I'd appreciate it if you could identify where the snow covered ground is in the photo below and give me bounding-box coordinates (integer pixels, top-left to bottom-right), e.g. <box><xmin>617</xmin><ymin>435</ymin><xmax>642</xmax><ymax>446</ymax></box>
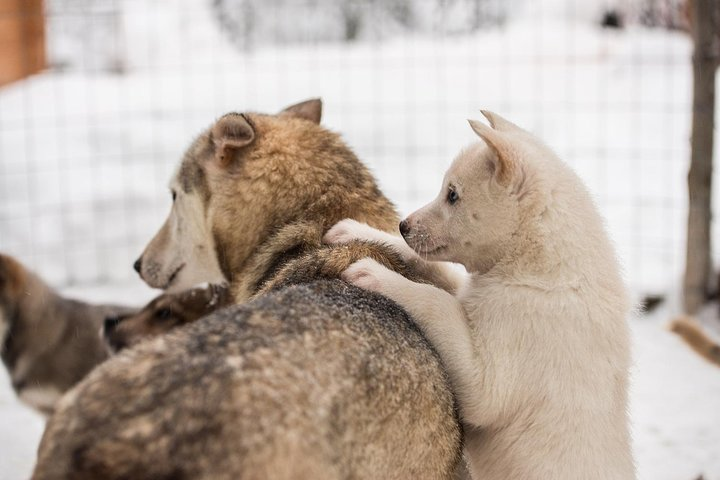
<box><xmin>1</xmin><ymin>0</ymin><xmax>719</xmax><ymax>478</ymax></box>
<box><xmin>631</xmin><ymin>301</ymin><xmax>720</xmax><ymax>480</ymax></box>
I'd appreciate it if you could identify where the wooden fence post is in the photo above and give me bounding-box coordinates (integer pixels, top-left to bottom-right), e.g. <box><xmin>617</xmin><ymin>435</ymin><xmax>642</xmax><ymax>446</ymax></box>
<box><xmin>683</xmin><ymin>0</ymin><xmax>718</xmax><ymax>313</ymax></box>
<box><xmin>0</xmin><ymin>0</ymin><xmax>46</xmax><ymax>87</ymax></box>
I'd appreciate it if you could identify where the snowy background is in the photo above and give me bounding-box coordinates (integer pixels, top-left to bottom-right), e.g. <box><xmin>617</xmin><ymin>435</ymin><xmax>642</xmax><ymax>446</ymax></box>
<box><xmin>1</xmin><ymin>0</ymin><xmax>719</xmax><ymax>478</ymax></box>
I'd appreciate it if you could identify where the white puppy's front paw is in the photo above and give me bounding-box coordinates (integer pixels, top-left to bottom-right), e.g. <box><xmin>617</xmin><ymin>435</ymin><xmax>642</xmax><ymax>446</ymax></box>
<box><xmin>323</xmin><ymin>219</ymin><xmax>393</xmax><ymax>245</ymax></box>
<box><xmin>341</xmin><ymin>258</ymin><xmax>393</xmax><ymax>293</ymax></box>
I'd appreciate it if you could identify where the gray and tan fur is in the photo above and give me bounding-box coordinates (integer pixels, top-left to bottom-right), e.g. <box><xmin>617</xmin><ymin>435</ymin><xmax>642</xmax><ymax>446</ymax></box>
<box><xmin>0</xmin><ymin>253</ymin><xmax>134</xmax><ymax>415</ymax></box>
<box><xmin>33</xmin><ymin>100</ymin><xmax>462</xmax><ymax>480</ymax></box>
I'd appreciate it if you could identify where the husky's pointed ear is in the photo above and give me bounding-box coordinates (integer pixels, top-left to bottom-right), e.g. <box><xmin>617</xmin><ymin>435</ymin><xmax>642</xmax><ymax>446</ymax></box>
<box><xmin>468</xmin><ymin>119</ymin><xmax>516</xmax><ymax>186</ymax></box>
<box><xmin>279</xmin><ymin>98</ymin><xmax>322</xmax><ymax>124</ymax></box>
<box><xmin>480</xmin><ymin>110</ymin><xmax>522</xmax><ymax>132</ymax></box>
<box><xmin>211</xmin><ymin>113</ymin><xmax>255</xmax><ymax>168</ymax></box>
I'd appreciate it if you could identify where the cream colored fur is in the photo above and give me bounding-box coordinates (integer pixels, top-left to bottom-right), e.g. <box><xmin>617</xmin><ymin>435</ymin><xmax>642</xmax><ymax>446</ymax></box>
<box><xmin>325</xmin><ymin>111</ymin><xmax>634</xmax><ymax>480</ymax></box>
<box><xmin>137</xmin><ymin>176</ymin><xmax>226</xmax><ymax>292</ymax></box>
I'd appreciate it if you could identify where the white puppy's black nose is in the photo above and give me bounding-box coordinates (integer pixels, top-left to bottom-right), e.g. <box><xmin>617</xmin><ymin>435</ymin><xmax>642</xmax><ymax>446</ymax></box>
<box><xmin>133</xmin><ymin>257</ymin><xmax>142</xmax><ymax>274</ymax></box>
<box><xmin>399</xmin><ymin>219</ymin><xmax>410</xmax><ymax>237</ymax></box>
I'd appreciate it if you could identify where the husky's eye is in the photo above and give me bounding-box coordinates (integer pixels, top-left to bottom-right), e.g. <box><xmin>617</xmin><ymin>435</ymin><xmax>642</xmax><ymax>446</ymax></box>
<box><xmin>447</xmin><ymin>187</ymin><xmax>459</xmax><ymax>205</ymax></box>
<box><xmin>171</xmin><ymin>190</ymin><xmax>177</xmax><ymax>202</ymax></box>
<box><xmin>155</xmin><ymin>308</ymin><xmax>173</xmax><ymax>320</ymax></box>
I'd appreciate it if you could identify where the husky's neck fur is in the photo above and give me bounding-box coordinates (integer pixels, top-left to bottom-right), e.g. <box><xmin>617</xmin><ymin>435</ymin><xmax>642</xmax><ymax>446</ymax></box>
<box><xmin>226</xmin><ymin>163</ymin><xmax>401</xmax><ymax>302</ymax></box>
<box><xmin>232</xmin><ymin>221</ymin><xmax>326</xmax><ymax>302</ymax></box>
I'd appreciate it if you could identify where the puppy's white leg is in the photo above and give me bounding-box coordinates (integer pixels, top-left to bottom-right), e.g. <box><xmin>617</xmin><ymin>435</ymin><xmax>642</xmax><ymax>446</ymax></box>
<box><xmin>406</xmin><ymin>259</ymin><xmax>467</xmax><ymax>295</ymax></box>
<box><xmin>324</xmin><ymin>219</ymin><xmax>415</xmax><ymax>258</ymax></box>
<box><xmin>342</xmin><ymin>259</ymin><xmax>484</xmax><ymax>425</ymax></box>
<box><xmin>327</xmin><ymin>219</ymin><xmax>466</xmax><ymax>294</ymax></box>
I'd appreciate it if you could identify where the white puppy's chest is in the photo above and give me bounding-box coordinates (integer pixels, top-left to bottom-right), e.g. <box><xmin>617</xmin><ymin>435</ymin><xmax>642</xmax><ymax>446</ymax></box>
<box><xmin>456</xmin><ymin>278</ymin><xmax>600</xmax><ymax>400</ymax></box>
<box><xmin>457</xmin><ymin>280</ymin><xmax>525</xmax><ymax>341</ymax></box>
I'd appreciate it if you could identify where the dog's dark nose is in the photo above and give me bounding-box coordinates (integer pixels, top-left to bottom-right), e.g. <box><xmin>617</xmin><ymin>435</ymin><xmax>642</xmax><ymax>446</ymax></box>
<box><xmin>399</xmin><ymin>219</ymin><xmax>410</xmax><ymax>237</ymax></box>
<box><xmin>133</xmin><ymin>257</ymin><xmax>142</xmax><ymax>274</ymax></box>
<box><xmin>104</xmin><ymin>315</ymin><xmax>122</xmax><ymax>334</ymax></box>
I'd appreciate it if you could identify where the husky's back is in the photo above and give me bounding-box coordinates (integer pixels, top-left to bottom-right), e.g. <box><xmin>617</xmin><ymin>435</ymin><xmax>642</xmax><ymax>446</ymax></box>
<box><xmin>34</xmin><ymin>280</ymin><xmax>461</xmax><ymax>480</ymax></box>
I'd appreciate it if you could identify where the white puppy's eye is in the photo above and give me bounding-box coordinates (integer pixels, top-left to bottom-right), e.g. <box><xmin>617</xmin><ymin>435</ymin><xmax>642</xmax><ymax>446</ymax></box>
<box><xmin>171</xmin><ymin>190</ymin><xmax>177</xmax><ymax>202</ymax></box>
<box><xmin>447</xmin><ymin>187</ymin><xmax>459</xmax><ymax>205</ymax></box>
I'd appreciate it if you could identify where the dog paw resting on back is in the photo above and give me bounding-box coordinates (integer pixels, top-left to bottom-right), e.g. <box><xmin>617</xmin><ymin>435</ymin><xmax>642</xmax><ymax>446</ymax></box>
<box><xmin>103</xmin><ymin>283</ymin><xmax>232</xmax><ymax>352</ymax></box>
<box><xmin>229</xmin><ymin>219</ymin><xmax>433</xmax><ymax>302</ymax></box>
<box><xmin>254</xmin><ymin>239</ymin><xmax>427</xmax><ymax>297</ymax></box>
<box><xmin>0</xmin><ymin>253</ymin><xmax>135</xmax><ymax>415</ymax></box>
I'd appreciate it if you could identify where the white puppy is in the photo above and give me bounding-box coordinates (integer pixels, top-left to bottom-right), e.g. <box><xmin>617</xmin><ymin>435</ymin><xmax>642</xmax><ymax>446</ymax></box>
<box><xmin>324</xmin><ymin>112</ymin><xmax>634</xmax><ymax>480</ymax></box>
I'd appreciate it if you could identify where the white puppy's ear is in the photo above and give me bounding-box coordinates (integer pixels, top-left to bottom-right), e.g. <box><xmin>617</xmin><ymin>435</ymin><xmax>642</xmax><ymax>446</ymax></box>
<box><xmin>479</xmin><ymin>110</ymin><xmax>522</xmax><ymax>133</ymax></box>
<box><xmin>211</xmin><ymin>113</ymin><xmax>256</xmax><ymax>168</ymax></box>
<box><xmin>468</xmin><ymin>119</ymin><xmax>516</xmax><ymax>187</ymax></box>
<box><xmin>279</xmin><ymin>98</ymin><xmax>323</xmax><ymax>124</ymax></box>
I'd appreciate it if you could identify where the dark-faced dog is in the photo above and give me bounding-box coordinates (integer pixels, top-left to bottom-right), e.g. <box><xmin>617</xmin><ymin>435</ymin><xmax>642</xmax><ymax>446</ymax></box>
<box><xmin>103</xmin><ymin>284</ymin><xmax>232</xmax><ymax>352</ymax></box>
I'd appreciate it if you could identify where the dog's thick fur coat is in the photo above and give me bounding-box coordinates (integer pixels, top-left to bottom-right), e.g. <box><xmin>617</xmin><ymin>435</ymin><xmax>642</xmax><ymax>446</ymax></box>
<box><xmin>0</xmin><ymin>254</ymin><xmax>133</xmax><ymax>415</ymax></box>
<box><xmin>328</xmin><ymin>112</ymin><xmax>634</xmax><ymax>480</ymax></box>
<box><xmin>32</xmin><ymin>100</ymin><xmax>462</xmax><ymax>480</ymax></box>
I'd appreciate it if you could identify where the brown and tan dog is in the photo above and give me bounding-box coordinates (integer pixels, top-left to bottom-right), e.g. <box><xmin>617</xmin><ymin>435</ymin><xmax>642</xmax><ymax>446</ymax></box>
<box><xmin>103</xmin><ymin>283</ymin><xmax>232</xmax><ymax>352</ymax></box>
<box><xmin>0</xmin><ymin>253</ymin><xmax>134</xmax><ymax>415</ymax></box>
<box><xmin>33</xmin><ymin>99</ymin><xmax>463</xmax><ymax>480</ymax></box>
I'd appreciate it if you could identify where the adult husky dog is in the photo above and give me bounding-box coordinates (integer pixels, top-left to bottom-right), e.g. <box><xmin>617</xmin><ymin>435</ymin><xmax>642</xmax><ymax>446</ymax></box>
<box><xmin>33</xmin><ymin>100</ymin><xmax>462</xmax><ymax>480</ymax></box>
<box><xmin>102</xmin><ymin>284</ymin><xmax>233</xmax><ymax>353</ymax></box>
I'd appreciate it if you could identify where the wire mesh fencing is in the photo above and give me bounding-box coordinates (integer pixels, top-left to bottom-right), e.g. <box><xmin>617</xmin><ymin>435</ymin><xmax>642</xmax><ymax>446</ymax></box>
<box><xmin>0</xmin><ymin>0</ymin><xmax>704</xmax><ymax>295</ymax></box>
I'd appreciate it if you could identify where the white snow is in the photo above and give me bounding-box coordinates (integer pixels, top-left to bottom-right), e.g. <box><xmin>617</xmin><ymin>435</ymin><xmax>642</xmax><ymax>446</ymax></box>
<box><xmin>631</xmin><ymin>298</ymin><xmax>720</xmax><ymax>480</ymax></box>
<box><xmin>1</xmin><ymin>0</ymin><xmax>719</xmax><ymax>478</ymax></box>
